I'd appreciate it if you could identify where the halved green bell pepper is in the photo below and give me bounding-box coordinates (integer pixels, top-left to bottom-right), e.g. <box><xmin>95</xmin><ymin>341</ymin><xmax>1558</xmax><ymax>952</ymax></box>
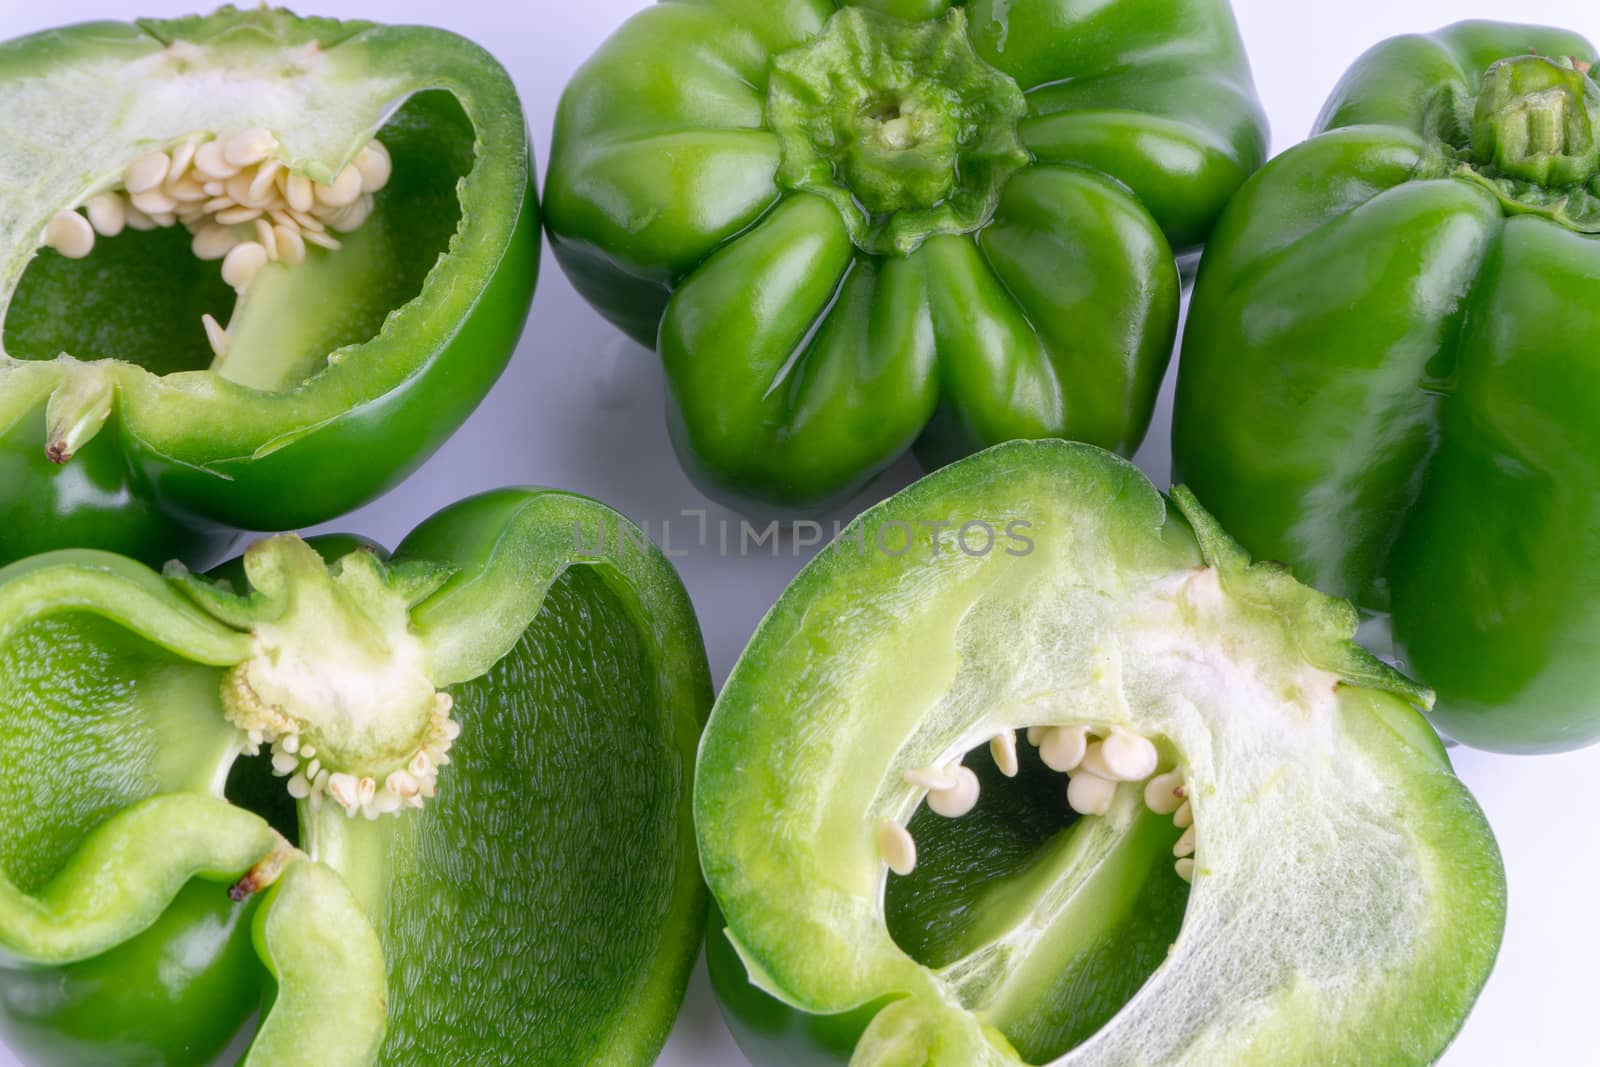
<box><xmin>0</xmin><ymin>487</ymin><xmax>711</xmax><ymax>1065</ymax></box>
<box><xmin>697</xmin><ymin>440</ymin><xmax>1504</xmax><ymax>1065</ymax></box>
<box><xmin>0</xmin><ymin>8</ymin><xmax>539</xmax><ymax>569</ymax></box>
<box><xmin>546</xmin><ymin>0</ymin><xmax>1267</xmax><ymax>513</ymax></box>
<box><xmin>1174</xmin><ymin>20</ymin><xmax>1600</xmax><ymax>753</ymax></box>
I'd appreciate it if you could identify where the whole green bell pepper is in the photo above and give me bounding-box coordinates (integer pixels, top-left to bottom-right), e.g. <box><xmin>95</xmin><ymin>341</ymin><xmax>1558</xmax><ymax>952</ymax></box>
<box><xmin>546</xmin><ymin>0</ymin><xmax>1267</xmax><ymax>513</ymax></box>
<box><xmin>1174</xmin><ymin>20</ymin><xmax>1600</xmax><ymax>754</ymax></box>
<box><xmin>696</xmin><ymin>440</ymin><xmax>1505</xmax><ymax>1065</ymax></box>
<box><xmin>0</xmin><ymin>8</ymin><xmax>539</xmax><ymax>569</ymax></box>
<box><xmin>0</xmin><ymin>487</ymin><xmax>711</xmax><ymax>1065</ymax></box>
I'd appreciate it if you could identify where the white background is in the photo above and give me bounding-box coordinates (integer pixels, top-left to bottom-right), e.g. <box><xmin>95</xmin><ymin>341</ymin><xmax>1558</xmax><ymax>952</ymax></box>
<box><xmin>1</xmin><ymin>1</ymin><xmax>1596</xmax><ymax>1064</ymax></box>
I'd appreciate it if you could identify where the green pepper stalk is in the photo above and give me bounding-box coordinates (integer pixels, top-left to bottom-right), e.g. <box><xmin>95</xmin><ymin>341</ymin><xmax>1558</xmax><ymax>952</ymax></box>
<box><xmin>0</xmin><ymin>8</ymin><xmax>539</xmax><ymax>569</ymax></box>
<box><xmin>697</xmin><ymin>441</ymin><xmax>1505</xmax><ymax>1066</ymax></box>
<box><xmin>547</xmin><ymin>0</ymin><xmax>1267</xmax><ymax>515</ymax></box>
<box><xmin>1175</xmin><ymin>20</ymin><xmax>1600</xmax><ymax>752</ymax></box>
<box><xmin>0</xmin><ymin>488</ymin><xmax>713</xmax><ymax>1066</ymax></box>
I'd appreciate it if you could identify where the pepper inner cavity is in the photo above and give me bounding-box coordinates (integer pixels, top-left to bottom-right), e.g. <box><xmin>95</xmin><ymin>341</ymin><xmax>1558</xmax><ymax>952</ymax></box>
<box><xmin>881</xmin><ymin>724</ymin><xmax>1195</xmax><ymax>884</ymax></box>
<box><xmin>879</xmin><ymin>726</ymin><xmax>1194</xmax><ymax>1063</ymax></box>
<box><xmin>5</xmin><ymin>89</ymin><xmax>475</xmax><ymax>390</ymax></box>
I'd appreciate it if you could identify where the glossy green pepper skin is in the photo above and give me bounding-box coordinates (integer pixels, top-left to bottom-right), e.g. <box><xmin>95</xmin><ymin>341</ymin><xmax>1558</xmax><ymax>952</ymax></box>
<box><xmin>0</xmin><ymin>487</ymin><xmax>712</xmax><ymax>1065</ymax></box>
<box><xmin>0</xmin><ymin>881</ymin><xmax>263</xmax><ymax>1067</ymax></box>
<box><xmin>0</xmin><ymin>8</ymin><xmax>539</xmax><ymax>569</ymax></box>
<box><xmin>1175</xmin><ymin>21</ymin><xmax>1600</xmax><ymax>753</ymax></box>
<box><xmin>695</xmin><ymin>441</ymin><xmax>1504</xmax><ymax>1066</ymax></box>
<box><xmin>547</xmin><ymin>0</ymin><xmax>1266</xmax><ymax>514</ymax></box>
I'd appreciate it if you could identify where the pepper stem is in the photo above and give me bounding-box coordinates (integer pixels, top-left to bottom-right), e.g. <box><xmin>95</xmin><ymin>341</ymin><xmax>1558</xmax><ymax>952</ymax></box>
<box><xmin>1473</xmin><ymin>55</ymin><xmax>1600</xmax><ymax>186</ymax></box>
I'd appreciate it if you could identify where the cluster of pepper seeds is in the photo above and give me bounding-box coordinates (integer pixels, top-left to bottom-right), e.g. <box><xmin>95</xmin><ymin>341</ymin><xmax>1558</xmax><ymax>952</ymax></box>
<box><xmin>41</xmin><ymin>127</ymin><xmax>391</xmax><ymax>359</ymax></box>
<box><xmin>231</xmin><ymin>689</ymin><xmax>461</xmax><ymax>820</ymax></box>
<box><xmin>877</xmin><ymin>725</ymin><xmax>1196</xmax><ymax>884</ymax></box>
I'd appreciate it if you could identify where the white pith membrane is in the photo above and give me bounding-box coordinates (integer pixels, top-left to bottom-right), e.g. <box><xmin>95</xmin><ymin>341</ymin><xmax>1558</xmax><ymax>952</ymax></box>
<box><xmin>41</xmin><ymin>128</ymin><xmax>389</xmax><ymax>363</ymax></box>
<box><xmin>215</xmin><ymin>542</ymin><xmax>461</xmax><ymax>821</ymax></box>
<box><xmin>836</xmin><ymin>558</ymin><xmax>1444</xmax><ymax>1064</ymax></box>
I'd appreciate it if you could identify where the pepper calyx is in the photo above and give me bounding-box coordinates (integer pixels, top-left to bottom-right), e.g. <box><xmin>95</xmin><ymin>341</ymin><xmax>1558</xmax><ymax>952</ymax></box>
<box><xmin>169</xmin><ymin>535</ymin><xmax>459</xmax><ymax>819</ymax></box>
<box><xmin>768</xmin><ymin>6</ymin><xmax>1030</xmax><ymax>256</ymax></box>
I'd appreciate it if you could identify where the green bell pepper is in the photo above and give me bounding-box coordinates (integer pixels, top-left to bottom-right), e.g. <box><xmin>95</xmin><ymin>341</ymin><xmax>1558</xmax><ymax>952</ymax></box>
<box><xmin>0</xmin><ymin>8</ymin><xmax>539</xmax><ymax>569</ymax></box>
<box><xmin>546</xmin><ymin>0</ymin><xmax>1267</xmax><ymax>513</ymax></box>
<box><xmin>1174</xmin><ymin>20</ymin><xmax>1600</xmax><ymax>754</ymax></box>
<box><xmin>0</xmin><ymin>487</ymin><xmax>712</xmax><ymax>1065</ymax></box>
<box><xmin>696</xmin><ymin>441</ymin><xmax>1505</xmax><ymax>1065</ymax></box>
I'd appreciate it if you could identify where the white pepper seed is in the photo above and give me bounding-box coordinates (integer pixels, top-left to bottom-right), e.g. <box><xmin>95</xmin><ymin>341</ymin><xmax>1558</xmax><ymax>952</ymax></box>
<box><xmin>288</xmin><ymin>208</ymin><xmax>326</xmax><ymax>232</ymax></box>
<box><xmin>215</xmin><ymin>205</ymin><xmax>264</xmax><ymax>226</ymax></box>
<box><xmin>990</xmin><ymin>731</ymin><xmax>1019</xmax><ymax>778</ymax></box>
<box><xmin>1174</xmin><ymin>826</ymin><xmax>1196</xmax><ymax>858</ymax></box>
<box><xmin>1175</xmin><ymin>857</ymin><xmax>1195</xmax><ymax>883</ymax></box>
<box><xmin>273</xmin><ymin>224</ymin><xmax>306</xmax><ymax>265</ymax></box>
<box><xmin>877</xmin><ymin>820</ymin><xmax>916</xmax><ymax>876</ymax></box>
<box><xmin>1066</xmin><ymin>771</ymin><xmax>1116</xmax><ymax>816</ymax></box>
<box><xmin>327</xmin><ymin>194</ymin><xmax>373</xmax><ymax>232</ymax></box>
<box><xmin>167</xmin><ymin>139</ymin><xmax>198</xmax><ymax>183</ymax></box>
<box><xmin>249</xmin><ymin>159</ymin><xmax>283</xmax><ymax>203</ymax></box>
<box><xmin>1173</xmin><ymin>799</ymin><xmax>1194</xmax><ymax>829</ymax></box>
<box><xmin>201</xmin><ymin>313</ymin><xmax>230</xmax><ymax>359</ymax></box>
<box><xmin>1144</xmin><ymin>770</ymin><xmax>1186</xmax><ymax>815</ymax></box>
<box><xmin>124</xmin><ymin>204</ymin><xmax>158</xmax><ymax>231</ymax></box>
<box><xmin>904</xmin><ymin>767</ymin><xmax>958</xmax><ymax>791</ymax></box>
<box><xmin>285</xmin><ymin>173</ymin><xmax>315</xmax><ymax>214</ymax></box>
<box><xmin>355</xmin><ymin>140</ymin><xmax>392</xmax><ymax>192</ymax></box>
<box><xmin>224</xmin><ymin>127</ymin><xmax>278</xmax><ymax>168</ymax></box>
<box><xmin>194</xmin><ymin>139</ymin><xmax>240</xmax><ymax>179</ymax></box>
<box><xmin>315</xmin><ymin>163</ymin><xmax>363</xmax><ymax>208</ymax></box>
<box><xmin>926</xmin><ymin>765</ymin><xmax>980</xmax><ymax>818</ymax></box>
<box><xmin>44</xmin><ymin>209</ymin><xmax>94</xmax><ymax>258</ymax></box>
<box><xmin>167</xmin><ymin>177</ymin><xmax>209</xmax><ymax>203</ymax></box>
<box><xmin>124</xmin><ymin>151</ymin><xmax>171</xmax><ymax>194</ymax></box>
<box><xmin>221</xmin><ymin>241</ymin><xmax>269</xmax><ymax>289</ymax></box>
<box><xmin>129</xmin><ymin>187</ymin><xmax>177</xmax><ymax>215</ymax></box>
<box><xmin>226</xmin><ymin>171</ymin><xmax>262</xmax><ymax>208</ymax></box>
<box><xmin>1040</xmin><ymin>725</ymin><xmax>1089</xmax><ymax>773</ymax></box>
<box><xmin>86</xmin><ymin>194</ymin><xmax>126</xmax><ymax>237</ymax></box>
<box><xmin>327</xmin><ymin>772</ymin><xmax>359</xmax><ymax>812</ymax></box>
<box><xmin>192</xmin><ymin>224</ymin><xmax>239</xmax><ymax>261</ymax></box>
<box><xmin>256</xmin><ymin>218</ymin><xmax>279</xmax><ymax>261</ymax></box>
<box><xmin>1100</xmin><ymin>728</ymin><xmax>1160</xmax><ymax>782</ymax></box>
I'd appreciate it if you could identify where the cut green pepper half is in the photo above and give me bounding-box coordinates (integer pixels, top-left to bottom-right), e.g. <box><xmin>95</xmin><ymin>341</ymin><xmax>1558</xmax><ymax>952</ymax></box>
<box><xmin>546</xmin><ymin>0</ymin><xmax>1266</xmax><ymax>514</ymax></box>
<box><xmin>0</xmin><ymin>7</ymin><xmax>539</xmax><ymax>568</ymax></box>
<box><xmin>0</xmin><ymin>487</ymin><xmax>711</xmax><ymax>1066</ymax></box>
<box><xmin>696</xmin><ymin>441</ymin><xmax>1505</xmax><ymax>1066</ymax></box>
